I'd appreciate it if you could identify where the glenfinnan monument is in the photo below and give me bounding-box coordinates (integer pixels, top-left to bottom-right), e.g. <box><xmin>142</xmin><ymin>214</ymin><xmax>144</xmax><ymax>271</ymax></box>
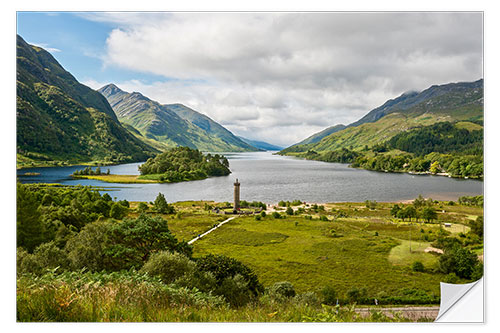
<box><xmin>234</xmin><ymin>178</ymin><xmax>240</xmax><ymax>211</ymax></box>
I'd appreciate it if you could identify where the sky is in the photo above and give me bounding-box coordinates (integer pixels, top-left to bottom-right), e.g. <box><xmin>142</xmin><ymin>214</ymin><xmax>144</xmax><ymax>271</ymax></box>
<box><xmin>16</xmin><ymin>12</ymin><xmax>483</xmax><ymax>147</ymax></box>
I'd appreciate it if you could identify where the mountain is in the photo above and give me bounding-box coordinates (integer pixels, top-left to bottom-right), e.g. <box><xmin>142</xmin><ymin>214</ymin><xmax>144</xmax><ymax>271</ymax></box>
<box><xmin>348</xmin><ymin>79</ymin><xmax>484</xmax><ymax>128</ymax></box>
<box><xmin>237</xmin><ymin>137</ymin><xmax>283</xmax><ymax>151</ymax></box>
<box><xmin>281</xmin><ymin>79</ymin><xmax>483</xmax><ymax>154</ymax></box>
<box><xmin>16</xmin><ymin>35</ymin><xmax>158</xmax><ymax>167</ymax></box>
<box><xmin>291</xmin><ymin>124</ymin><xmax>346</xmax><ymax>146</ymax></box>
<box><xmin>98</xmin><ymin>84</ymin><xmax>258</xmax><ymax>152</ymax></box>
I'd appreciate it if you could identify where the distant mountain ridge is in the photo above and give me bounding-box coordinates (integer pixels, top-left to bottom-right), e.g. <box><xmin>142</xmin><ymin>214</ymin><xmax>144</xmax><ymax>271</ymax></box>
<box><xmin>237</xmin><ymin>137</ymin><xmax>283</xmax><ymax>151</ymax></box>
<box><xmin>348</xmin><ymin>79</ymin><xmax>483</xmax><ymax>128</ymax></box>
<box><xmin>291</xmin><ymin>124</ymin><xmax>347</xmax><ymax>146</ymax></box>
<box><xmin>16</xmin><ymin>35</ymin><xmax>157</xmax><ymax>167</ymax></box>
<box><xmin>98</xmin><ymin>84</ymin><xmax>258</xmax><ymax>152</ymax></box>
<box><xmin>281</xmin><ymin>79</ymin><xmax>483</xmax><ymax>154</ymax></box>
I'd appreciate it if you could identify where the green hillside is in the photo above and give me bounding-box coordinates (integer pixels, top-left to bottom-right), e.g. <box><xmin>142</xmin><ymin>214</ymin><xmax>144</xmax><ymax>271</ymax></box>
<box><xmin>16</xmin><ymin>35</ymin><xmax>158</xmax><ymax>168</ymax></box>
<box><xmin>98</xmin><ymin>84</ymin><xmax>258</xmax><ymax>152</ymax></box>
<box><xmin>279</xmin><ymin>80</ymin><xmax>483</xmax><ymax>179</ymax></box>
<box><xmin>281</xmin><ymin>80</ymin><xmax>483</xmax><ymax>155</ymax></box>
<box><xmin>289</xmin><ymin>124</ymin><xmax>346</xmax><ymax>147</ymax></box>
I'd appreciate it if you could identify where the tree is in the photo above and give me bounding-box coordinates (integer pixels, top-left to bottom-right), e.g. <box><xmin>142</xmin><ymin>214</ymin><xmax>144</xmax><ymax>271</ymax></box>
<box><xmin>469</xmin><ymin>216</ymin><xmax>483</xmax><ymax>238</ymax></box>
<box><xmin>404</xmin><ymin>206</ymin><xmax>417</xmax><ymax>221</ymax></box>
<box><xmin>421</xmin><ymin>207</ymin><xmax>438</xmax><ymax>223</ymax></box>
<box><xmin>105</xmin><ymin>214</ymin><xmax>190</xmax><ymax>270</ymax></box>
<box><xmin>17</xmin><ymin>183</ymin><xmax>45</xmax><ymax>252</ymax></box>
<box><xmin>390</xmin><ymin>204</ymin><xmax>401</xmax><ymax>217</ymax></box>
<box><xmin>439</xmin><ymin>245</ymin><xmax>479</xmax><ymax>279</ymax></box>
<box><xmin>430</xmin><ymin>161</ymin><xmax>440</xmax><ymax>174</ymax></box>
<box><xmin>110</xmin><ymin>202</ymin><xmax>128</xmax><ymax>219</ymax></box>
<box><xmin>153</xmin><ymin>193</ymin><xmax>175</xmax><ymax>214</ymax></box>
<box><xmin>65</xmin><ymin>220</ymin><xmax>113</xmax><ymax>271</ymax></box>
<box><xmin>138</xmin><ymin>202</ymin><xmax>149</xmax><ymax>213</ymax></box>
<box><xmin>286</xmin><ymin>206</ymin><xmax>294</xmax><ymax>215</ymax></box>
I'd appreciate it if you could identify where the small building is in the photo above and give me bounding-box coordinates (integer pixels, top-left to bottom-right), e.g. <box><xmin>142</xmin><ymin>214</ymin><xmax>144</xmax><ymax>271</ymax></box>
<box><xmin>444</xmin><ymin>223</ymin><xmax>452</xmax><ymax>228</ymax></box>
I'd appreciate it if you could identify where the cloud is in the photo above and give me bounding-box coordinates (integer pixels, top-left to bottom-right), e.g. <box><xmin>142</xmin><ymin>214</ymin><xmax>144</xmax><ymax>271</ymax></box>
<box><xmin>85</xmin><ymin>12</ymin><xmax>483</xmax><ymax>146</ymax></box>
<box><xmin>28</xmin><ymin>41</ymin><xmax>61</xmax><ymax>53</ymax></box>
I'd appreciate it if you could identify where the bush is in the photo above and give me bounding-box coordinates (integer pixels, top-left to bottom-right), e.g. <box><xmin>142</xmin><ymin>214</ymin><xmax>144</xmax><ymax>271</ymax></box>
<box><xmin>346</xmin><ymin>287</ymin><xmax>367</xmax><ymax>303</ymax></box>
<box><xmin>65</xmin><ymin>220</ymin><xmax>112</xmax><ymax>271</ymax></box>
<box><xmin>254</xmin><ymin>215</ymin><xmax>261</xmax><ymax>221</ymax></box>
<box><xmin>412</xmin><ymin>261</ymin><xmax>425</xmax><ymax>272</ymax></box>
<box><xmin>195</xmin><ymin>254</ymin><xmax>264</xmax><ymax>297</ymax></box>
<box><xmin>140</xmin><ymin>251</ymin><xmax>195</xmax><ymax>284</ymax></box>
<box><xmin>260</xmin><ymin>211</ymin><xmax>266</xmax><ymax>218</ymax></box>
<box><xmin>439</xmin><ymin>246</ymin><xmax>479</xmax><ymax>279</ymax></box>
<box><xmin>268</xmin><ymin>281</ymin><xmax>296</xmax><ymax>299</ymax></box>
<box><xmin>286</xmin><ymin>207</ymin><xmax>294</xmax><ymax>215</ymax></box>
<box><xmin>17</xmin><ymin>242</ymin><xmax>70</xmax><ymax>275</ymax></box>
<box><xmin>320</xmin><ymin>285</ymin><xmax>337</xmax><ymax>305</ymax></box>
<box><xmin>110</xmin><ymin>202</ymin><xmax>128</xmax><ymax>219</ymax></box>
<box><xmin>443</xmin><ymin>273</ymin><xmax>459</xmax><ymax>284</ymax></box>
<box><xmin>216</xmin><ymin>274</ymin><xmax>253</xmax><ymax>307</ymax></box>
<box><xmin>138</xmin><ymin>202</ymin><xmax>149</xmax><ymax>213</ymax></box>
<box><xmin>294</xmin><ymin>292</ymin><xmax>321</xmax><ymax>307</ymax></box>
<box><xmin>272</xmin><ymin>212</ymin><xmax>281</xmax><ymax>219</ymax></box>
<box><xmin>320</xmin><ymin>215</ymin><xmax>329</xmax><ymax>221</ymax></box>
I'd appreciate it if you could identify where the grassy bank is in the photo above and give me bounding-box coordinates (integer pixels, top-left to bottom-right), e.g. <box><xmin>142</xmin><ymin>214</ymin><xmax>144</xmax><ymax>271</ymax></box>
<box><xmin>17</xmin><ymin>271</ymin><xmax>429</xmax><ymax>322</ymax></box>
<box><xmin>72</xmin><ymin>174</ymin><xmax>157</xmax><ymax>184</ymax></box>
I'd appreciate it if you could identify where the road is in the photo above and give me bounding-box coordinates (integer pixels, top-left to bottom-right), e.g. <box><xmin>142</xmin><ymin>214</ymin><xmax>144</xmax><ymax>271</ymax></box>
<box><xmin>187</xmin><ymin>216</ymin><xmax>238</xmax><ymax>245</ymax></box>
<box><xmin>355</xmin><ymin>306</ymin><xmax>439</xmax><ymax>321</ymax></box>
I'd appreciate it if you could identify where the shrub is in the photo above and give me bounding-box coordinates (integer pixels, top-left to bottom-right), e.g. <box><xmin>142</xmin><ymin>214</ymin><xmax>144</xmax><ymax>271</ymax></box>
<box><xmin>268</xmin><ymin>281</ymin><xmax>296</xmax><ymax>299</ymax></box>
<box><xmin>216</xmin><ymin>274</ymin><xmax>253</xmax><ymax>307</ymax></box>
<box><xmin>17</xmin><ymin>242</ymin><xmax>70</xmax><ymax>275</ymax></box>
<box><xmin>254</xmin><ymin>215</ymin><xmax>261</xmax><ymax>221</ymax></box>
<box><xmin>443</xmin><ymin>273</ymin><xmax>459</xmax><ymax>284</ymax></box>
<box><xmin>272</xmin><ymin>212</ymin><xmax>281</xmax><ymax>219</ymax></box>
<box><xmin>346</xmin><ymin>287</ymin><xmax>367</xmax><ymax>303</ymax></box>
<box><xmin>138</xmin><ymin>202</ymin><xmax>149</xmax><ymax>213</ymax></box>
<box><xmin>286</xmin><ymin>207</ymin><xmax>294</xmax><ymax>215</ymax></box>
<box><xmin>260</xmin><ymin>211</ymin><xmax>266</xmax><ymax>218</ymax></box>
<box><xmin>140</xmin><ymin>251</ymin><xmax>195</xmax><ymax>284</ymax></box>
<box><xmin>65</xmin><ymin>220</ymin><xmax>112</xmax><ymax>271</ymax></box>
<box><xmin>320</xmin><ymin>285</ymin><xmax>337</xmax><ymax>305</ymax></box>
<box><xmin>412</xmin><ymin>261</ymin><xmax>425</xmax><ymax>272</ymax></box>
<box><xmin>294</xmin><ymin>292</ymin><xmax>321</xmax><ymax>307</ymax></box>
<box><xmin>109</xmin><ymin>202</ymin><xmax>128</xmax><ymax>219</ymax></box>
<box><xmin>439</xmin><ymin>246</ymin><xmax>479</xmax><ymax>279</ymax></box>
<box><xmin>195</xmin><ymin>254</ymin><xmax>264</xmax><ymax>297</ymax></box>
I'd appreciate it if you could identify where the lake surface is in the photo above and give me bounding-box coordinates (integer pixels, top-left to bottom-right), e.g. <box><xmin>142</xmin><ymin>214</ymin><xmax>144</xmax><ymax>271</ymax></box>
<box><xmin>17</xmin><ymin>151</ymin><xmax>483</xmax><ymax>203</ymax></box>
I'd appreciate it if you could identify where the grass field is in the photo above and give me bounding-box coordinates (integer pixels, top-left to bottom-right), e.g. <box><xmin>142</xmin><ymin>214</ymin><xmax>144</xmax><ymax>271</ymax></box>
<box><xmin>73</xmin><ymin>174</ymin><xmax>157</xmax><ymax>183</ymax></box>
<box><xmin>191</xmin><ymin>214</ymin><xmax>446</xmax><ymax>297</ymax></box>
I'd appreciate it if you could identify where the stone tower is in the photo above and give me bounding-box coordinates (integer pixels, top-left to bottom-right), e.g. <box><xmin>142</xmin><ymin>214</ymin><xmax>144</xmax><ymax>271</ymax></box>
<box><xmin>234</xmin><ymin>178</ymin><xmax>240</xmax><ymax>210</ymax></box>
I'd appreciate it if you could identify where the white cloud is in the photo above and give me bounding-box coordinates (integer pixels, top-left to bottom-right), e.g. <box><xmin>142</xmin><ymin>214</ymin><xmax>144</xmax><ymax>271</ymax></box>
<box><xmin>84</xmin><ymin>12</ymin><xmax>483</xmax><ymax>146</ymax></box>
<box><xmin>28</xmin><ymin>41</ymin><xmax>61</xmax><ymax>53</ymax></box>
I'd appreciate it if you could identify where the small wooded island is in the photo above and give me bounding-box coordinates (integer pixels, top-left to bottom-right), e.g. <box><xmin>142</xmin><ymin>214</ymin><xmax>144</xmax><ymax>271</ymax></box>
<box><xmin>72</xmin><ymin>147</ymin><xmax>231</xmax><ymax>183</ymax></box>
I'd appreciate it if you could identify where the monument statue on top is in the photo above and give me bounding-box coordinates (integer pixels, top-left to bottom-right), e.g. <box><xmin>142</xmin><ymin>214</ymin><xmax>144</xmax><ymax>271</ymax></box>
<box><xmin>234</xmin><ymin>178</ymin><xmax>240</xmax><ymax>211</ymax></box>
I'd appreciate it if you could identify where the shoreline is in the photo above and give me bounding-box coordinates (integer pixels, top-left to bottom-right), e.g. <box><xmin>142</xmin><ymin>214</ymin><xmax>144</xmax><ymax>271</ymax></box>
<box><xmin>279</xmin><ymin>153</ymin><xmax>483</xmax><ymax>181</ymax></box>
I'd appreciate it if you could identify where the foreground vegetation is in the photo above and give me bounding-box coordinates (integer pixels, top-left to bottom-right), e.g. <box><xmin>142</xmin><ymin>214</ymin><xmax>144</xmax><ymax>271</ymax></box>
<box><xmin>16</xmin><ymin>183</ymin><xmax>483</xmax><ymax>322</ymax></box>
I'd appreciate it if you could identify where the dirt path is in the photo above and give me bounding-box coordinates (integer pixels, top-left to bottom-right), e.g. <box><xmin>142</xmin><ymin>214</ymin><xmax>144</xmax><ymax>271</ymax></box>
<box><xmin>187</xmin><ymin>216</ymin><xmax>238</xmax><ymax>245</ymax></box>
<box><xmin>355</xmin><ymin>306</ymin><xmax>440</xmax><ymax>321</ymax></box>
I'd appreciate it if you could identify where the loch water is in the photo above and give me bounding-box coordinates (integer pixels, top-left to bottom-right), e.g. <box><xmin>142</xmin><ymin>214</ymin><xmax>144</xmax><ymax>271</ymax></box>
<box><xmin>17</xmin><ymin>151</ymin><xmax>483</xmax><ymax>203</ymax></box>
